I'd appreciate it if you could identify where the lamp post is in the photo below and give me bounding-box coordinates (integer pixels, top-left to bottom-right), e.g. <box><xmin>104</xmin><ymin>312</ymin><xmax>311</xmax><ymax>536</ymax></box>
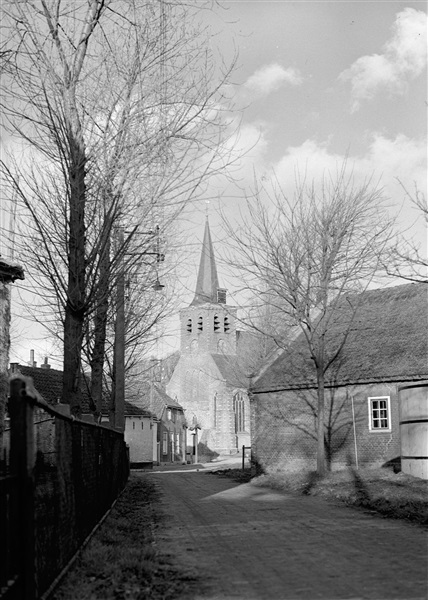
<box><xmin>112</xmin><ymin>226</ymin><xmax>165</xmax><ymax>432</ymax></box>
<box><xmin>189</xmin><ymin>417</ymin><xmax>201</xmax><ymax>464</ymax></box>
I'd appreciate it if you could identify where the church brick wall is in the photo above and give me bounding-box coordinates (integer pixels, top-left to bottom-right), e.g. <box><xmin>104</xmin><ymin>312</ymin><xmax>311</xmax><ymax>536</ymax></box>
<box><xmin>179</xmin><ymin>305</ymin><xmax>238</xmax><ymax>356</ymax></box>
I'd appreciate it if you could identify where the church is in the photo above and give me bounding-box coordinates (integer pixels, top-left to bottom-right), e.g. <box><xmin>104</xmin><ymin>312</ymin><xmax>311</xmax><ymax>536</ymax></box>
<box><xmin>166</xmin><ymin>220</ymin><xmax>251</xmax><ymax>456</ymax></box>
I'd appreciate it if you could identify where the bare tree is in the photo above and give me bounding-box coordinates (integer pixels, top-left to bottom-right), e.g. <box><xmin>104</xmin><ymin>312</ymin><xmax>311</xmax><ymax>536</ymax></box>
<box><xmin>222</xmin><ymin>164</ymin><xmax>394</xmax><ymax>475</ymax></box>
<box><xmin>387</xmin><ymin>183</ymin><xmax>427</xmax><ymax>284</ymax></box>
<box><xmin>1</xmin><ymin>0</ymin><xmax>239</xmax><ymax>416</ymax></box>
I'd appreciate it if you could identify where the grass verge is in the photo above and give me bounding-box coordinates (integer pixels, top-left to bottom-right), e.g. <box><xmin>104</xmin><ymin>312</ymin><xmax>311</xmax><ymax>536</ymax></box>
<box><xmin>51</xmin><ymin>474</ymin><xmax>199</xmax><ymax>600</ymax></box>
<box><xmin>213</xmin><ymin>467</ymin><xmax>428</xmax><ymax>526</ymax></box>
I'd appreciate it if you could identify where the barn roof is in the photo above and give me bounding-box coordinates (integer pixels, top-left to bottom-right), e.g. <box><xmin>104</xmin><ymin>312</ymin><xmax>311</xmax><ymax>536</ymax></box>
<box><xmin>252</xmin><ymin>282</ymin><xmax>428</xmax><ymax>393</ymax></box>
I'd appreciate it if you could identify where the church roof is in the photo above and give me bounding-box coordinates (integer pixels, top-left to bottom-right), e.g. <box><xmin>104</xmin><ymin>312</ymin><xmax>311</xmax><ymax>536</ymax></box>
<box><xmin>252</xmin><ymin>282</ymin><xmax>428</xmax><ymax>393</ymax></box>
<box><xmin>211</xmin><ymin>354</ymin><xmax>249</xmax><ymax>389</ymax></box>
<box><xmin>191</xmin><ymin>219</ymin><xmax>220</xmax><ymax>306</ymax></box>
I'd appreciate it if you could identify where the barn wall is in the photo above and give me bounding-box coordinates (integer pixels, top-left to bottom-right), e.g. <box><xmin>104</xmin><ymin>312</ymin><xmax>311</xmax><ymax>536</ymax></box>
<box><xmin>251</xmin><ymin>382</ymin><xmax>402</xmax><ymax>473</ymax></box>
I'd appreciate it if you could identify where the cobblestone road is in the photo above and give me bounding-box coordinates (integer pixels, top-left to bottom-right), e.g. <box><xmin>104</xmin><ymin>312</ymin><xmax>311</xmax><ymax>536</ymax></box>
<box><xmin>142</xmin><ymin>471</ymin><xmax>428</xmax><ymax>600</ymax></box>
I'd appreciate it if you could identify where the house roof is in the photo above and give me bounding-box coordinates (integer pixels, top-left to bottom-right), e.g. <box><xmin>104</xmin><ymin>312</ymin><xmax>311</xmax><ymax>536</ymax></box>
<box><xmin>9</xmin><ymin>364</ymin><xmax>156</xmax><ymax>418</ymax></box>
<box><xmin>252</xmin><ymin>282</ymin><xmax>428</xmax><ymax>393</ymax></box>
<box><xmin>10</xmin><ymin>364</ymin><xmax>65</xmax><ymax>405</ymax></box>
<box><xmin>135</xmin><ymin>383</ymin><xmax>184</xmax><ymax>420</ymax></box>
<box><xmin>211</xmin><ymin>354</ymin><xmax>250</xmax><ymax>389</ymax></box>
<box><xmin>123</xmin><ymin>402</ymin><xmax>153</xmax><ymax>417</ymax></box>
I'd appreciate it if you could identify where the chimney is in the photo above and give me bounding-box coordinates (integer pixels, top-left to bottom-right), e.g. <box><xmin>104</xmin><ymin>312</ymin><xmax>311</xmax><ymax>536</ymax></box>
<box><xmin>41</xmin><ymin>356</ymin><xmax>51</xmax><ymax>370</ymax></box>
<box><xmin>29</xmin><ymin>349</ymin><xmax>37</xmax><ymax>368</ymax></box>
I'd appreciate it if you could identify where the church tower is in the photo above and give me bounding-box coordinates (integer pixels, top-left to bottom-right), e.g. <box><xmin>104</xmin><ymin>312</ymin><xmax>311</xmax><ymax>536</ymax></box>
<box><xmin>180</xmin><ymin>219</ymin><xmax>237</xmax><ymax>358</ymax></box>
<box><xmin>166</xmin><ymin>219</ymin><xmax>250</xmax><ymax>456</ymax></box>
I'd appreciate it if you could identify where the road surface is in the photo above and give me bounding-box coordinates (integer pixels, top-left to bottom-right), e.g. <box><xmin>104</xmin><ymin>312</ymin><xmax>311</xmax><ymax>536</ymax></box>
<box><xmin>142</xmin><ymin>471</ymin><xmax>427</xmax><ymax>600</ymax></box>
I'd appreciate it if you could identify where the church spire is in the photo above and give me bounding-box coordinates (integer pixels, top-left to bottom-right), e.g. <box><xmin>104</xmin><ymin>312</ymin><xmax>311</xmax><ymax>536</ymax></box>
<box><xmin>191</xmin><ymin>219</ymin><xmax>220</xmax><ymax>306</ymax></box>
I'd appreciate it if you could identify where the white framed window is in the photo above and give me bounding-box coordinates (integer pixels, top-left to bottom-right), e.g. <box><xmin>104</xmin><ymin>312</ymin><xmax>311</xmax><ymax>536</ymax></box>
<box><xmin>368</xmin><ymin>396</ymin><xmax>391</xmax><ymax>431</ymax></box>
<box><xmin>162</xmin><ymin>432</ymin><xmax>168</xmax><ymax>454</ymax></box>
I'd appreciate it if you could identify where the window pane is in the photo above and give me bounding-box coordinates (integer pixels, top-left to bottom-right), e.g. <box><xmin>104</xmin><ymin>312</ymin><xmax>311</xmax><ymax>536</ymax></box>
<box><xmin>370</xmin><ymin>397</ymin><xmax>389</xmax><ymax>430</ymax></box>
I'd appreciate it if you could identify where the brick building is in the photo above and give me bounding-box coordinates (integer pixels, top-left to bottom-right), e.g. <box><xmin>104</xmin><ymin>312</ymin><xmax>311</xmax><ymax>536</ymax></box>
<box><xmin>166</xmin><ymin>219</ymin><xmax>250</xmax><ymax>456</ymax></box>
<box><xmin>250</xmin><ymin>283</ymin><xmax>428</xmax><ymax>472</ymax></box>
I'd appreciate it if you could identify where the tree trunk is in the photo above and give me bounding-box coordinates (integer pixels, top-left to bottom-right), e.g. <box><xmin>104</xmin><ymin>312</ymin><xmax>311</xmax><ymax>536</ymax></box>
<box><xmin>316</xmin><ymin>366</ymin><xmax>326</xmax><ymax>476</ymax></box>
<box><xmin>62</xmin><ymin>117</ymin><xmax>87</xmax><ymax>415</ymax></box>
<box><xmin>90</xmin><ymin>229</ymin><xmax>111</xmax><ymax>422</ymax></box>
<box><xmin>63</xmin><ymin>309</ymin><xmax>84</xmax><ymax>417</ymax></box>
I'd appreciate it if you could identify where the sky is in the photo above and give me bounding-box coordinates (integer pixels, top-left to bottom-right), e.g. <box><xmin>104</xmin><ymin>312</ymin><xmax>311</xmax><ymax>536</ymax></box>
<box><xmin>162</xmin><ymin>0</ymin><xmax>427</xmax><ymax>353</ymax></box>
<box><xmin>5</xmin><ymin>0</ymin><xmax>427</xmax><ymax>365</ymax></box>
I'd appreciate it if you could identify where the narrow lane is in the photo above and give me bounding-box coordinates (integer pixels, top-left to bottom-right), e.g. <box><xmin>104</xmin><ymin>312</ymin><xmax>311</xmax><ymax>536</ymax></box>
<box><xmin>142</xmin><ymin>471</ymin><xmax>428</xmax><ymax>600</ymax></box>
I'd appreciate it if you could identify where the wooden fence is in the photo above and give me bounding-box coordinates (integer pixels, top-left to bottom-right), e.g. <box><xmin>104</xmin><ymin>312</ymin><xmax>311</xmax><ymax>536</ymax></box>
<box><xmin>0</xmin><ymin>375</ymin><xmax>129</xmax><ymax>599</ymax></box>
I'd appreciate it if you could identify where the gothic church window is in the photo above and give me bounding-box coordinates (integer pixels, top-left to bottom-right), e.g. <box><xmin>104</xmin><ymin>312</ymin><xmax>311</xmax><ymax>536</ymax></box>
<box><xmin>233</xmin><ymin>391</ymin><xmax>245</xmax><ymax>433</ymax></box>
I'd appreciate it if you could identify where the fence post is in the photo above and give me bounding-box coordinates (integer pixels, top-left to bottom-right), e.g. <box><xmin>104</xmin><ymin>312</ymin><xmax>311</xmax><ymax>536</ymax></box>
<box><xmin>9</xmin><ymin>376</ymin><xmax>37</xmax><ymax>600</ymax></box>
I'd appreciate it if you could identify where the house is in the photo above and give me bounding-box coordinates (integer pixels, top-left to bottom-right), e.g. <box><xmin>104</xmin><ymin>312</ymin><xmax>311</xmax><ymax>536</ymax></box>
<box><xmin>149</xmin><ymin>385</ymin><xmax>187</xmax><ymax>464</ymax></box>
<box><xmin>120</xmin><ymin>403</ymin><xmax>157</xmax><ymax>468</ymax></box>
<box><xmin>250</xmin><ymin>283</ymin><xmax>428</xmax><ymax>474</ymax></box>
<box><xmin>6</xmin><ymin>359</ymin><xmax>159</xmax><ymax>468</ymax></box>
<box><xmin>166</xmin><ymin>219</ymin><xmax>251</xmax><ymax>458</ymax></box>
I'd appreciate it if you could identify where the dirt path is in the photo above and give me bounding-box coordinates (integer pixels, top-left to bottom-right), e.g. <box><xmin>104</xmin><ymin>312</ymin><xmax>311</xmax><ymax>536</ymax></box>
<box><xmin>142</xmin><ymin>471</ymin><xmax>427</xmax><ymax>600</ymax></box>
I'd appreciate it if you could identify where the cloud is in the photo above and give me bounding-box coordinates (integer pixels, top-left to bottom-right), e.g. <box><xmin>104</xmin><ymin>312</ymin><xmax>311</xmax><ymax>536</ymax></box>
<box><xmin>339</xmin><ymin>8</ymin><xmax>427</xmax><ymax>111</ymax></box>
<box><xmin>244</xmin><ymin>63</ymin><xmax>303</xmax><ymax>96</ymax></box>
<box><xmin>262</xmin><ymin>135</ymin><xmax>427</xmax><ymax>251</ymax></box>
<box><xmin>272</xmin><ymin>135</ymin><xmax>426</xmax><ymax>197</ymax></box>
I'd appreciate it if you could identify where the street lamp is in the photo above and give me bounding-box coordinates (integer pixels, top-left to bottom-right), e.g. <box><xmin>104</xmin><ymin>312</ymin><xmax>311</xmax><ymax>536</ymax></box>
<box><xmin>189</xmin><ymin>416</ymin><xmax>201</xmax><ymax>464</ymax></box>
<box><xmin>112</xmin><ymin>226</ymin><xmax>165</xmax><ymax>432</ymax></box>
